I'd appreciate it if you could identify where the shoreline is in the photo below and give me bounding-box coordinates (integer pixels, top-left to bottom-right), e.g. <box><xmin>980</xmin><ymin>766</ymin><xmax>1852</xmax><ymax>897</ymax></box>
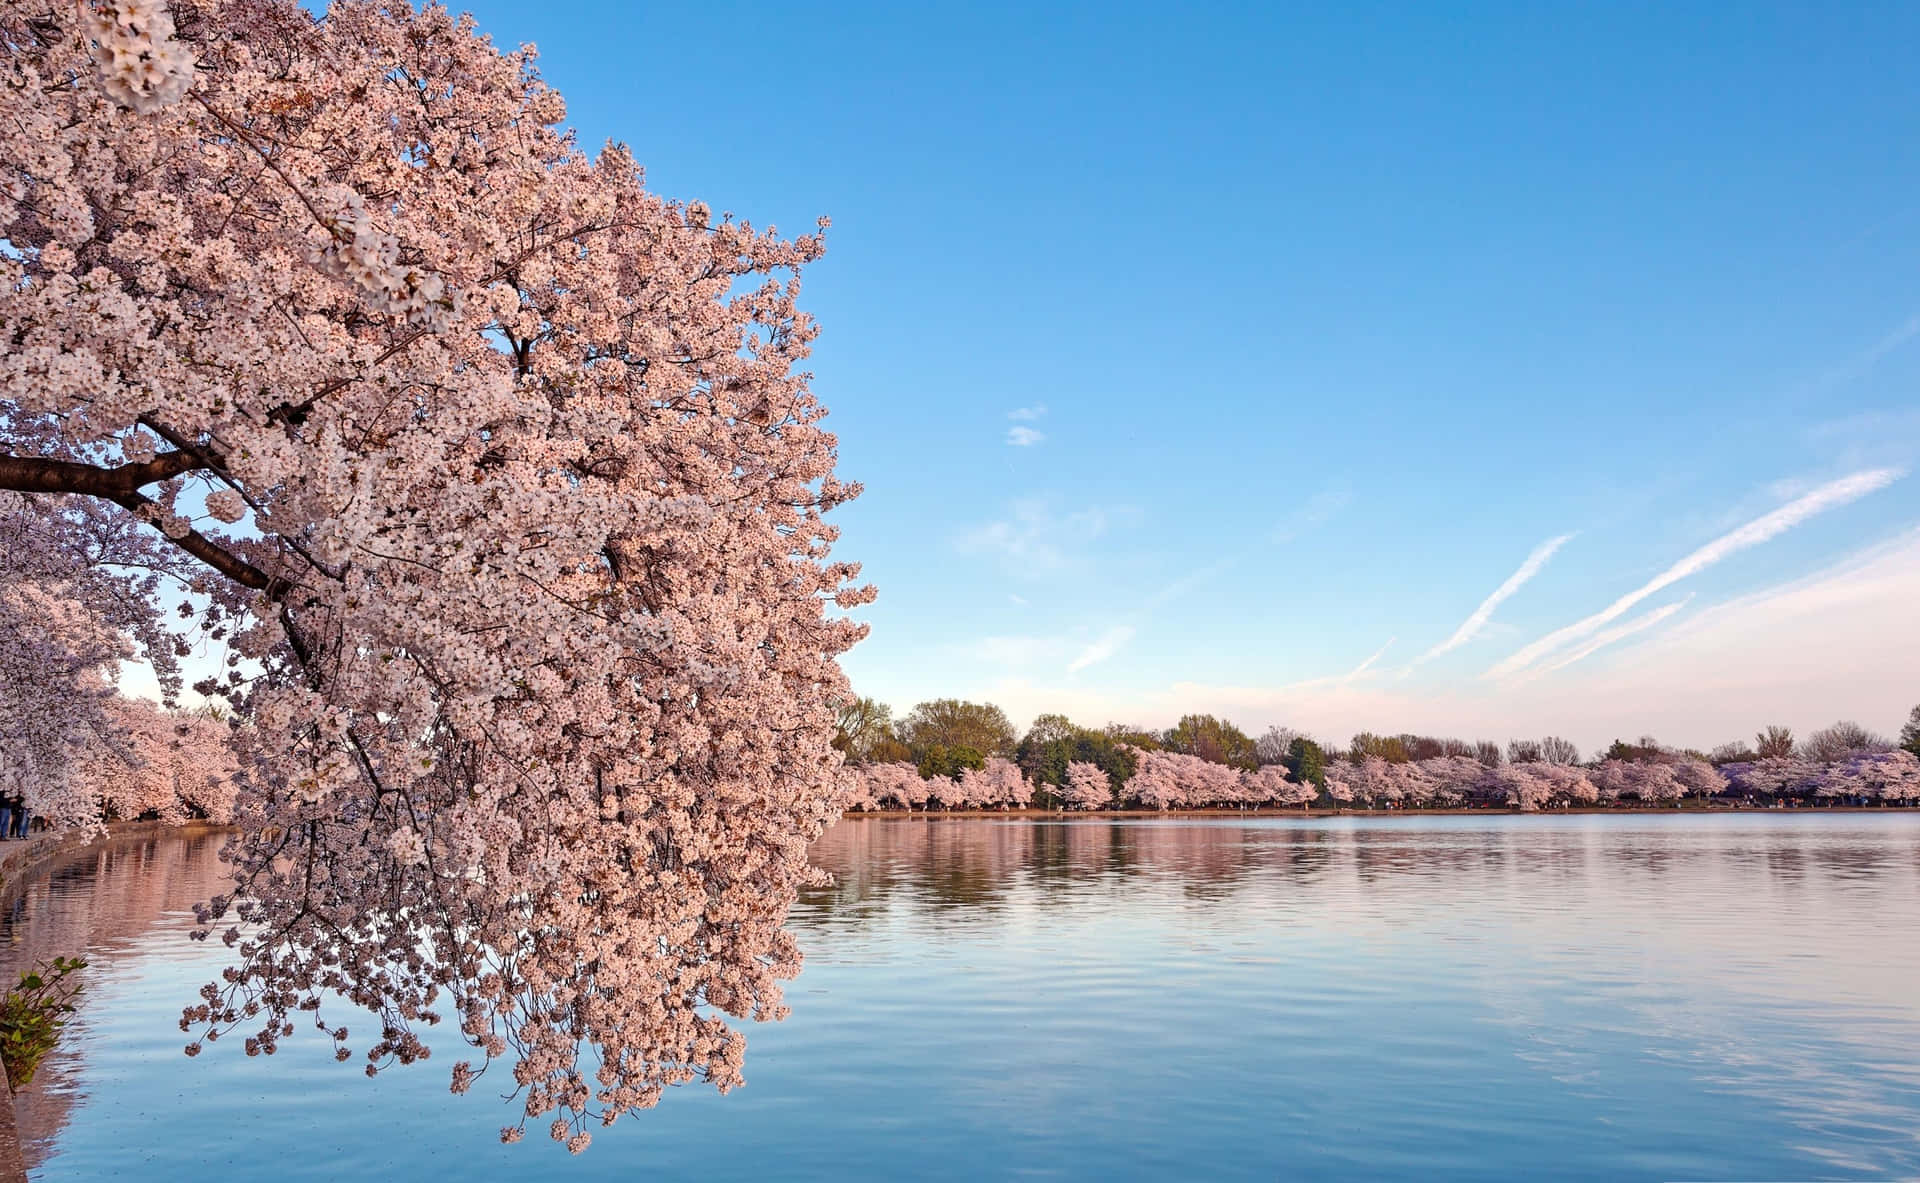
<box><xmin>0</xmin><ymin>819</ymin><xmax>231</xmax><ymax>906</ymax></box>
<box><xmin>0</xmin><ymin>819</ymin><xmax>231</xmax><ymax>1183</ymax></box>
<box><xmin>840</xmin><ymin>804</ymin><xmax>1920</xmax><ymax>821</ymax></box>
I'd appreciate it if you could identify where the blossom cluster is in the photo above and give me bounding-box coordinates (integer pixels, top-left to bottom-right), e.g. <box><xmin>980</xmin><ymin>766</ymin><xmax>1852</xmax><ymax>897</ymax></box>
<box><xmin>62</xmin><ymin>697</ymin><xmax>239</xmax><ymax>830</ymax></box>
<box><xmin>1061</xmin><ymin>761</ymin><xmax>1113</xmax><ymax>810</ymax></box>
<box><xmin>309</xmin><ymin>190</ymin><xmax>457</xmax><ymax>330</ymax></box>
<box><xmin>0</xmin><ymin>490</ymin><xmax>211</xmax><ymax>822</ymax></box>
<box><xmin>840</xmin><ymin>750</ymin><xmax>1320</xmax><ymax>813</ymax></box>
<box><xmin>84</xmin><ymin>0</ymin><xmax>195</xmax><ymax>114</ymax></box>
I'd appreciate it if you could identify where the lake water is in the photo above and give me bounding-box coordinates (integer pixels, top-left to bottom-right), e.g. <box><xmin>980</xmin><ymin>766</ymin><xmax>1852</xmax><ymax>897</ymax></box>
<box><xmin>6</xmin><ymin>814</ymin><xmax>1920</xmax><ymax>1180</ymax></box>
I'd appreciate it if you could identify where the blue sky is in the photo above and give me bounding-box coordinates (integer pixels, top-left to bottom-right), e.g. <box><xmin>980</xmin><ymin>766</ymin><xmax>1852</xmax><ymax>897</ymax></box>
<box><xmin>446</xmin><ymin>1</ymin><xmax>1920</xmax><ymax>752</ymax></box>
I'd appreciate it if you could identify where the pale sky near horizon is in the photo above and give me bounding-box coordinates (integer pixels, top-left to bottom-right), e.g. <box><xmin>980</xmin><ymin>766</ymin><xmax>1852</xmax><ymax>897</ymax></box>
<box><xmin>136</xmin><ymin>1</ymin><xmax>1920</xmax><ymax>756</ymax></box>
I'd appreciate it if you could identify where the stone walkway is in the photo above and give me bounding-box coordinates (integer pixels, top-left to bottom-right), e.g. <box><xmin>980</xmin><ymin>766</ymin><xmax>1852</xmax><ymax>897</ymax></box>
<box><xmin>0</xmin><ymin>828</ymin><xmax>91</xmax><ymax>897</ymax></box>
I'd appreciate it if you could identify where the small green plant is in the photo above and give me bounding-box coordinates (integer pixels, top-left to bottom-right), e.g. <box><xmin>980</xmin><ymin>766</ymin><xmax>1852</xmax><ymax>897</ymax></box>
<box><xmin>0</xmin><ymin>956</ymin><xmax>87</xmax><ymax>1090</ymax></box>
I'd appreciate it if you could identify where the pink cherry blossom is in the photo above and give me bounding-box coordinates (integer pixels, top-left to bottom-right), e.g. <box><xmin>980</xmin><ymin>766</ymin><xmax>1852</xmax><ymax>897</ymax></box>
<box><xmin>1</xmin><ymin>0</ymin><xmax>868</xmax><ymax>1150</ymax></box>
<box><xmin>1062</xmin><ymin>761</ymin><xmax>1112</xmax><ymax>810</ymax></box>
<box><xmin>82</xmin><ymin>0</ymin><xmax>196</xmax><ymax>115</ymax></box>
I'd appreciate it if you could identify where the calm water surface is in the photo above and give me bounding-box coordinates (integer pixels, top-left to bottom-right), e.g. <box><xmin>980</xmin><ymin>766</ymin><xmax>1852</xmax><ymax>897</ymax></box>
<box><xmin>7</xmin><ymin>814</ymin><xmax>1920</xmax><ymax>1180</ymax></box>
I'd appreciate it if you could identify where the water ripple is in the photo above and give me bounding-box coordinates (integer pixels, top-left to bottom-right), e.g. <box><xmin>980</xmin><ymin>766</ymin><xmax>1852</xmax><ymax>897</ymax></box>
<box><xmin>3</xmin><ymin>814</ymin><xmax>1918</xmax><ymax>1180</ymax></box>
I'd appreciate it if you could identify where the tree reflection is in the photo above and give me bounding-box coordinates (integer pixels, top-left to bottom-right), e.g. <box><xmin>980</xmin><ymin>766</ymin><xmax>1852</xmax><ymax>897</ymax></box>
<box><xmin>7</xmin><ymin>818</ymin><xmax>1920</xmax><ymax>1176</ymax></box>
<box><xmin>0</xmin><ymin>831</ymin><xmax>232</xmax><ymax>1170</ymax></box>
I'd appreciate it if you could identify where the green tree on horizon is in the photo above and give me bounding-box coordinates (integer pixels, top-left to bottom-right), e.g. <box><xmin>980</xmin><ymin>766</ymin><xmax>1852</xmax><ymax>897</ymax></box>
<box><xmin>1016</xmin><ymin>714</ymin><xmax>1140</xmax><ymax>807</ymax></box>
<box><xmin>1164</xmin><ymin>714</ymin><xmax>1258</xmax><ymax>769</ymax></box>
<box><xmin>900</xmin><ymin>699</ymin><xmax>1018</xmax><ymax>761</ymax></box>
<box><xmin>1285</xmin><ymin>737</ymin><xmax>1328</xmax><ymax>789</ymax></box>
<box><xmin>916</xmin><ymin>744</ymin><xmax>987</xmax><ymax>781</ymax></box>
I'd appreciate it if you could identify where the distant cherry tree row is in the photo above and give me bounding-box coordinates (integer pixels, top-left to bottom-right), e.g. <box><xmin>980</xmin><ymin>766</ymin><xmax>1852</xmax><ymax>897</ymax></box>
<box><xmin>841</xmin><ymin>748</ymin><xmax>1920</xmax><ymax>812</ymax></box>
<box><xmin>10</xmin><ymin>696</ymin><xmax>236</xmax><ymax>832</ymax></box>
<box><xmin>834</xmin><ymin>698</ymin><xmax>1920</xmax><ymax>812</ymax></box>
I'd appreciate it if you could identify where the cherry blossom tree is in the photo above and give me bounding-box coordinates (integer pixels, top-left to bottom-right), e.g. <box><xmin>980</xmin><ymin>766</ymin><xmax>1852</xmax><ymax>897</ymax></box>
<box><xmin>2</xmin><ymin>0</ymin><xmax>870</xmax><ymax>1152</ymax></box>
<box><xmin>1343</xmin><ymin>756</ymin><xmax>1405</xmax><ymax>808</ymax></box>
<box><xmin>1280</xmin><ymin>769</ymin><xmax>1322</xmax><ymax>808</ymax></box>
<box><xmin>839</xmin><ymin>764</ymin><xmax>881</xmax><ymax>812</ymax></box>
<box><xmin>1480</xmin><ymin>761</ymin><xmax>1601</xmax><ymax>810</ymax></box>
<box><xmin>1125</xmin><ymin>749</ymin><xmax>1188</xmax><ymax>810</ymax></box>
<box><xmin>1483</xmin><ymin>764</ymin><xmax>1553</xmax><ymax>810</ymax></box>
<box><xmin>0</xmin><ymin>566</ymin><xmax>126</xmax><ymax>820</ymax></box>
<box><xmin>1535</xmin><ymin>762</ymin><xmax>1599</xmax><ymax>806</ymax></box>
<box><xmin>1129</xmin><ymin>750</ymin><xmax>1245</xmax><ymax>809</ymax></box>
<box><xmin>1853</xmin><ymin>750</ymin><xmax>1920</xmax><ymax>803</ymax></box>
<box><xmin>0</xmin><ymin>491</ymin><xmax>201</xmax><ymax>819</ymax></box>
<box><xmin>1814</xmin><ymin>751</ymin><xmax>1920</xmax><ymax>803</ymax></box>
<box><xmin>1189</xmin><ymin>755</ymin><xmax>1244</xmax><ymax>806</ymax></box>
<box><xmin>1721</xmin><ymin>757</ymin><xmax>1822</xmax><ymax>799</ymax></box>
<box><xmin>1413</xmin><ymin>755</ymin><xmax>1484</xmax><ymax>806</ymax></box>
<box><xmin>1322</xmin><ymin>761</ymin><xmax>1357</xmax><ymax>806</ymax></box>
<box><xmin>1593</xmin><ymin>760</ymin><xmax>1684</xmax><ymax>804</ymax></box>
<box><xmin>1670</xmin><ymin>758</ymin><xmax>1727</xmax><ymax>800</ymax></box>
<box><xmin>1242</xmin><ymin>765</ymin><xmax>1315</xmax><ymax>809</ymax></box>
<box><xmin>986</xmin><ymin>757</ymin><xmax>1035</xmax><ymax>809</ymax></box>
<box><xmin>65</xmin><ymin>697</ymin><xmax>238</xmax><ymax>829</ymax></box>
<box><xmin>872</xmin><ymin>763</ymin><xmax>931</xmax><ymax>811</ymax></box>
<box><xmin>1062</xmin><ymin>761</ymin><xmax>1112</xmax><ymax>810</ymax></box>
<box><xmin>1814</xmin><ymin>759</ymin><xmax>1866</xmax><ymax>804</ymax></box>
<box><xmin>955</xmin><ymin>756</ymin><xmax>1031</xmax><ymax>810</ymax></box>
<box><xmin>951</xmin><ymin>765</ymin><xmax>988</xmax><ymax>809</ymax></box>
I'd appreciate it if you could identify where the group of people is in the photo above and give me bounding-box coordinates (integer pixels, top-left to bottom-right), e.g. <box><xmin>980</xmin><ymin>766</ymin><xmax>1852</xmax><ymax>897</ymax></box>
<box><xmin>0</xmin><ymin>797</ymin><xmax>36</xmax><ymax>840</ymax></box>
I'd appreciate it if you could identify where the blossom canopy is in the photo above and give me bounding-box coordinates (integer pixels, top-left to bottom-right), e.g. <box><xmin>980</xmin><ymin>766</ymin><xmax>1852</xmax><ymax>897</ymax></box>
<box><xmin>1</xmin><ymin>0</ymin><xmax>868</xmax><ymax>1153</ymax></box>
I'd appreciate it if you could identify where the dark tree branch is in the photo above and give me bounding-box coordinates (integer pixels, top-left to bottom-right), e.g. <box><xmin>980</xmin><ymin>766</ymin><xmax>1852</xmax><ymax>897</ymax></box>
<box><xmin>0</xmin><ymin>451</ymin><xmax>290</xmax><ymax>599</ymax></box>
<box><xmin>110</xmin><ymin>491</ymin><xmax>282</xmax><ymax>597</ymax></box>
<box><xmin>137</xmin><ymin>417</ymin><xmax>227</xmax><ymax>471</ymax></box>
<box><xmin>0</xmin><ymin>450</ymin><xmax>204</xmax><ymax>498</ymax></box>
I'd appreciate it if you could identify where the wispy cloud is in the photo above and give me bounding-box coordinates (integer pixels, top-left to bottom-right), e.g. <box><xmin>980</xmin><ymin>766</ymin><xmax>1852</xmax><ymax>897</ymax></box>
<box><xmin>972</xmin><ymin>529</ymin><xmax>1920</xmax><ymax>753</ymax></box>
<box><xmin>1007</xmin><ymin>404</ymin><xmax>1048</xmax><ymax>421</ymax></box>
<box><xmin>1035</xmin><ymin>486</ymin><xmax>1351</xmax><ymax>681</ymax></box>
<box><xmin>1005</xmin><ymin>425</ymin><xmax>1046</xmax><ymax>447</ymax></box>
<box><xmin>969</xmin><ymin>634</ymin><xmax>1074</xmax><ymax>667</ymax></box>
<box><xmin>956</xmin><ymin>499</ymin><xmax>1111</xmax><ymax>573</ymax></box>
<box><xmin>1068</xmin><ymin>625</ymin><xmax>1136</xmax><ymax>674</ymax></box>
<box><xmin>1487</xmin><ymin>468</ymin><xmax>1903</xmax><ymax>680</ymax></box>
<box><xmin>1141</xmin><ymin>557</ymin><xmax>1239</xmax><ymax>613</ymax></box>
<box><xmin>1063</xmin><ymin>559</ymin><xmax>1239</xmax><ymax>677</ymax></box>
<box><xmin>1804</xmin><ymin>311</ymin><xmax>1920</xmax><ymax>397</ymax></box>
<box><xmin>1810</xmin><ymin>407</ymin><xmax>1920</xmax><ymax>444</ymax></box>
<box><xmin>1539</xmin><ymin>597</ymin><xmax>1691</xmax><ymax>674</ymax></box>
<box><xmin>1416</xmin><ymin>533</ymin><xmax>1574</xmax><ymax>664</ymax></box>
<box><xmin>1807</xmin><ymin>406</ymin><xmax>1920</xmax><ymax>472</ymax></box>
<box><xmin>1271</xmin><ymin>485</ymin><xmax>1351</xmax><ymax>543</ymax></box>
<box><xmin>1345</xmin><ymin>637</ymin><xmax>1395</xmax><ymax>680</ymax></box>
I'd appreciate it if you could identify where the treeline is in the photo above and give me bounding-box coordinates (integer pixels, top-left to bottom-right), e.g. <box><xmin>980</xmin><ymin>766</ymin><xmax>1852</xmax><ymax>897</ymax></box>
<box><xmin>835</xmin><ymin>698</ymin><xmax>1920</xmax><ymax>813</ymax></box>
<box><xmin>22</xmin><ymin>696</ymin><xmax>236</xmax><ymax>832</ymax></box>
